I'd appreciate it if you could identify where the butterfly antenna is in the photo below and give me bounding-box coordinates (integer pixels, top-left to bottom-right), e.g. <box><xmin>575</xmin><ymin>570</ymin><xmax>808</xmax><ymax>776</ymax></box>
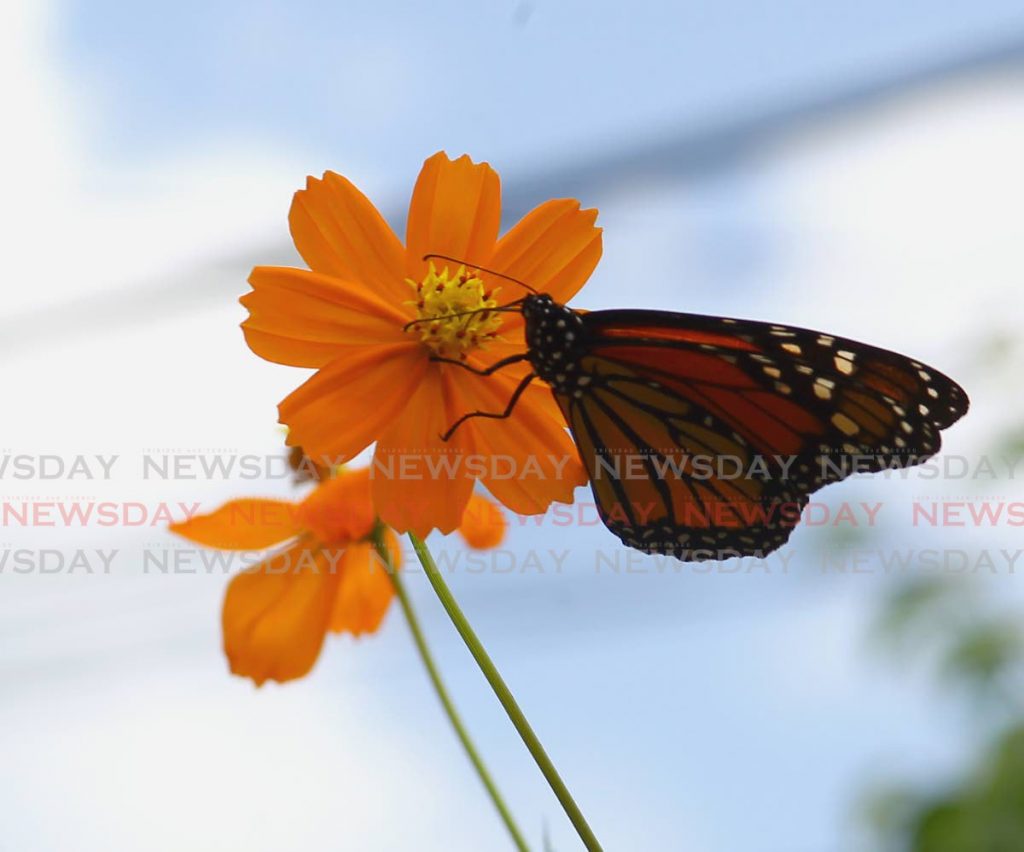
<box><xmin>422</xmin><ymin>253</ymin><xmax>538</xmax><ymax>294</ymax></box>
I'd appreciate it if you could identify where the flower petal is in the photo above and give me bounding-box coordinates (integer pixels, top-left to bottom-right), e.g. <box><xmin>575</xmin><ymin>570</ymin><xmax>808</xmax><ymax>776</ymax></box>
<box><xmin>458</xmin><ymin>493</ymin><xmax>506</xmax><ymax>550</ymax></box>
<box><xmin>330</xmin><ymin>537</ymin><xmax>398</xmax><ymax>636</ymax></box>
<box><xmin>491</xmin><ymin>199</ymin><xmax>602</xmax><ymax>305</ymax></box>
<box><xmin>371</xmin><ymin>365</ymin><xmax>476</xmax><ymax>537</ymax></box>
<box><xmin>242</xmin><ymin>266</ymin><xmax>411</xmax><ymax>368</ymax></box>
<box><xmin>279</xmin><ymin>344</ymin><xmax>426</xmax><ymax>462</ymax></box>
<box><xmin>405</xmin><ymin>152</ymin><xmax>501</xmax><ymax>281</ymax></box>
<box><xmin>222</xmin><ymin>541</ymin><xmax>341</xmax><ymax>685</ymax></box>
<box><xmin>169</xmin><ymin>499</ymin><xmax>301</xmax><ymax>550</ymax></box>
<box><xmin>289</xmin><ymin>171</ymin><xmax>409</xmax><ymax>305</ymax></box>
<box><xmin>451</xmin><ymin>370</ymin><xmax>587</xmax><ymax>515</ymax></box>
<box><xmin>295</xmin><ymin>467</ymin><xmax>375</xmax><ymax>546</ymax></box>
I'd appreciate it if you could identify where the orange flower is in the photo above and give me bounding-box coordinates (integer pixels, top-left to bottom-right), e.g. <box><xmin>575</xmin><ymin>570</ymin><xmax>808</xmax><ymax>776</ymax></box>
<box><xmin>241</xmin><ymin>152</ymin><xmax>602</xmax><ymax>537</ymax></box>
<box><xmin>169</xmin><ymin>467</ymin><xmax>506</xmax><ymax>686</ymax></box>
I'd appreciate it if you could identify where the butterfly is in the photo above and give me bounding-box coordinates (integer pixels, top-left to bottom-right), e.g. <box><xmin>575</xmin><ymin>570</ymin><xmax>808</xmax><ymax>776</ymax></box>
<box><xmin>427</xmin><ymin>257</ymin><xmax>969</xmax><ymax>562</ymax></box>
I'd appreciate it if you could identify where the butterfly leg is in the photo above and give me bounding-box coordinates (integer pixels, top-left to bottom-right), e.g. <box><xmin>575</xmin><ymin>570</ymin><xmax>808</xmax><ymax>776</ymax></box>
<box><xmin>429</xmin><ymin>353</ymin><xmax>528</xmax><ymax>376</ymax></box>
<box><xmin>440</xmin><ymin>373</ymin><xmax>537</xmax><ymax>441</ymax></box>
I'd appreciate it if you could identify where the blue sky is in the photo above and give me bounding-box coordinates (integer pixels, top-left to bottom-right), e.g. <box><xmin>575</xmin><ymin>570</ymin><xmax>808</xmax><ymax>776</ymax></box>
<box><xmin>60</xmin><ymin>0</ymin><xmax>1024</xmax><ymax>180</ymax></box>
<box><xmin>2</xmin><ymin>3</ymin><xmax>1023</xmax><ymax>850</ymax></box>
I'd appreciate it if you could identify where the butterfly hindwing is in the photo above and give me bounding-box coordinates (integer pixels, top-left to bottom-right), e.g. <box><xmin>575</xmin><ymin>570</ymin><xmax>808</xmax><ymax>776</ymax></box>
<box><xmin>554</xmin><ymin>359</ymin><xmax>809</xmax><ymax>559</ymax></box>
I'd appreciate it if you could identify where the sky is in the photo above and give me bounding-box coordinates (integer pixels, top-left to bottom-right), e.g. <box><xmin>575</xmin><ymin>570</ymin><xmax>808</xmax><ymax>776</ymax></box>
<box><xmin>2</xmin><ymin>2</ymin><xmax>1024</xmax><ymax>850</ymax></box>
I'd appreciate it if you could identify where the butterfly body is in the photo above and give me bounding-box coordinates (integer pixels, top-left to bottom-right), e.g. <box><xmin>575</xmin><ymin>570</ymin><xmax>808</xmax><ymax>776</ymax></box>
<box><xmin>522</xmin><ymin>294</ymin><xmax>589</xmax><ymax>393</ymax></box>
<box><xmin>517</xmin><ymin>295</ymin><xmax>969</xmax><ymax>561</ymax></box>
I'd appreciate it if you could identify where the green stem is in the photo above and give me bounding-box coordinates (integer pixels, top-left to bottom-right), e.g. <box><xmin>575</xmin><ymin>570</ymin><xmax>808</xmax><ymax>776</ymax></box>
<box><xmin>408</xmin><ymin>532</ymin><xmax>603</xmax><ymax>852</ymax></box>
<box><xmin>370</xmin><ymin>528</ymin><xmax>531</xmax><ymax>852</ymax></box>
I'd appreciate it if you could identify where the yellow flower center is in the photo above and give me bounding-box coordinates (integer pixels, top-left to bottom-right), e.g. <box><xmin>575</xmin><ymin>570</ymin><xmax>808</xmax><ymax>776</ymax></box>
<box><xmin>407</xmin><ymin>263</ymin><xmax>503</xmax><ymax>359</ymax></box>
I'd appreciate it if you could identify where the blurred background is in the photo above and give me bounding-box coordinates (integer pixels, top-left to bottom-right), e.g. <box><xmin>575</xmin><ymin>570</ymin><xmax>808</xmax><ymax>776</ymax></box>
<box><xmin>2</xmin><ymin>1</ymin><xmax>1024</xmax><ymax>849</ymax></box>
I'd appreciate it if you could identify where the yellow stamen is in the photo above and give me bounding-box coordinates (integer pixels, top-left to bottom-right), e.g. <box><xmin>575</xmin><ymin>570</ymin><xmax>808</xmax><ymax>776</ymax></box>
<box><xmin>406</xmin><ymin>263</ymin><xmax>503</xmax><ymax>359</ymax></box>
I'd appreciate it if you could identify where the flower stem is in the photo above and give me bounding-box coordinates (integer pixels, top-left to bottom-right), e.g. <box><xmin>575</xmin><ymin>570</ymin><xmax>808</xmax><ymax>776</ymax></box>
<box><xmin>370</xmin><ymin>529</ymin><xmax>531</xmax><ymax>852</ymax></box>
<box><xmin>407</xmin><ymin>532</ymin><xmax>603</xmax><ymax>852</ymax></box>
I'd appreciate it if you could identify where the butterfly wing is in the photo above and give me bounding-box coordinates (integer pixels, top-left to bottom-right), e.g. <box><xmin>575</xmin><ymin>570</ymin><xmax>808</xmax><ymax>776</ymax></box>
<box><xmin>549</xmin><ymin>308</ymin><xmax>968</xmax><ymax>560</ymax></box>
